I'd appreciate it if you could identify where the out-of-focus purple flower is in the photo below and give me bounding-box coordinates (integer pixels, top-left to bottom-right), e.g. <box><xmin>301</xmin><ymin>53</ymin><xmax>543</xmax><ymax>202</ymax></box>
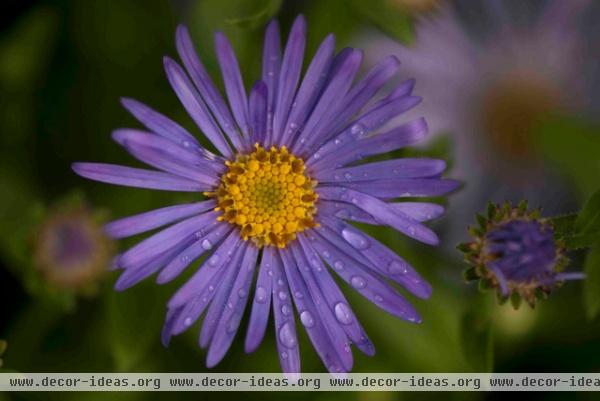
<box><xmin>34</xmin><ymin>205</ymin><xmax>114</xmax><ymax>290</ymax></box>
<box><xmin>72</xmin><ymin>15</ymin><xmax>458</xmax><ymax>372</ymax></box>
<box><xmin>460</xmin><ymin>202</ymin><xmax>584</xmax><ymax>307</ymax></box>
<box><xmin>363</xmin><ymin>0</ymin><xmax>592</xmax><ymax>181</ymax></box>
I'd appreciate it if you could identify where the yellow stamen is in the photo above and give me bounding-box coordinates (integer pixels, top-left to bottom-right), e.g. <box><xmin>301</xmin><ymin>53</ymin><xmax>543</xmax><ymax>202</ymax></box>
<box><xmin>210</xmin><ymin>144</ymin><xmax>318</xmax><ymax>248</ymax></box>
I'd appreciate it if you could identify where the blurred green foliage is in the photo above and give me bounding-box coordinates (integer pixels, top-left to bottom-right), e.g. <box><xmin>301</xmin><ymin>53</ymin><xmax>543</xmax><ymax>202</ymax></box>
<box><xmin>0</xmin><ymin>1</ymin><xmax>598</xmax><ymax>401</ymax></box>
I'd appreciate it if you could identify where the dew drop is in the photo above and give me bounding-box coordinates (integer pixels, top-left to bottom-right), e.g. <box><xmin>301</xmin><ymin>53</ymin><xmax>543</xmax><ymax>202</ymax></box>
<box><xmin>201</xmin><ymin>239</ymin><xmax>212</xmax><ymax>250</ymax></box>
<box><xmin>278</xmin><ymin>291</ymin><xmax>287</xmax><ymax>301</ymax></box>
<box><xmin>334</xmin><ymin>302</ymin><xmax>354</xmax><ymax>325</ymax></box>
<box><xmin>344</xmin><ymin>172</ymin><xmax>352</xmax><ymax>180</ymax></box>
<box><xmin>255</xmin><ymin>286</ymin><xmax>268</xmax><ymax>304</ymax></box>
<box><xmin>280</xmin><ymin>351</ymin><xmax>288</xmax><ymax>359</ymax></box>
<box><xmin>322</xmin><ymin>250</ymin><xmax>331</xmax><ymax>259</ymax></box>
<box><xmin>184</xmin><ymin>317</ymin><xmax>193</xmax><ymax>327</ymax></box>
<box><xmin>208</xmin><ymin>255</ymin><xmax>220</xmax><ymax>267</ymax></box>
<box><xmin>238</xmin><ymin>288</ymin><xmax>247</xmax><ymax>298</ymax></box>
<box><xmin>350</xmin><ymin>275</ymin><xmax>366</xmax><ymax>289</ymax></box>
<box><xmin>388</xmin><ymin>260</ymin><xmax>408</xmax><ymax>275</ymax></box>
<box><xmin>281</xmin><ymin>304</ymin><xmax>291</xmax><ymax>316</ymax></box>
<box><xmin>333</xmin><ymin>260</ymin><xmax>344</xmax><ymax>271</ymax></box>
<box><xmin>278</xmin><ymin>322</ymin><xmax>297</xmax><ymax>348</ymax></box>
<box><xmin>300</xmin><ymin>310</ymin><xmax>315</xmax><ymax>328</ymax></box>
<box><xmin>335</xmin><ymin>209</ymin><xmax>351</xmax><ymax>219</ymax></box>
<box><xmin>341</xmin><ymin>229</ymin><xmax>370</xmax><ymax>250</ymax></box>
<box><xmin>334</xmin><ymin>138</ymin><xmax>342</xmax><ymax>146</ymax></box>
<box><xmin>350</xmin><ymin>123</ymin><xmax>365</xmax><ymax>138</ymax></box>
<box><xmin>374</xmin><ymin>294</ymin><xmax>383</xmax><ymax>303</ymax></box>
<box><xmin>294</xmin><ymin>291</ymin><xmax>304</xmax><ymax>299</ymax></box>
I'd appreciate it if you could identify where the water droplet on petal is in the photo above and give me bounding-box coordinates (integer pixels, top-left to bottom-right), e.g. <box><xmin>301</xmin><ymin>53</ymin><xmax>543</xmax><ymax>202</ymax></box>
<box><xmin>278</xmin><ymin>322</ymin><xmax>297</xmax><ymax>348</ymax></box>
<box><xmin>208</xmin><ymin>255</ymin><xmax>220</xmax><ymax>267</ymax></box>
<box><xmin>333</xmin><ymin>260</ymin><xmax>344</xmax><ymax>271</ymax></box>
<box><xmin>341</xmin><ymin>229</ymin><xmax>370</xmax><ymax>250</ymax></box>
<box><xmin>278</xmin><ymin>291</ymin><xmax>287</xmax><ymax>301</ymax></box>
<box><xmin>201</xmin><ymin>239</ymin><xmax>212</xmax><ymax>250</ymax></box>
<box><xmin>255</xmin><ymin>286</ymin><xmax>268</xmax><ymax>304</ymax></box>
<box><xmin>238</xmin><ymin>288</ymin><xmax>247</xmax><ymax>298</ymax></box>
<box><xmin>300</xmin><ymin>310</ymin><xmax>315</xmax><ymax>328</ymax></box>
<box><xmin>334</xmin><ymin>302</ymin><xmax>354</xmax><ymax>325</ymax></box>
<box><xmin>388</xmin><ymin>260</ymin><xmax>408</xmax><ymax>275</ymax></box>
<box><xmin>281</xmin><ymin>304</ymin><xmax>291</xmax><ymax>316</ymax></box>
<box><xmin>184</xmin><ymin>317</ymin><xmax>193</xmax><ymax>326</ymax></box>
<box><xmin>350</xmin><ymin>275</ymin><xmax>366</xmax><ymax>289</ymax></box>
<box><xmin>350</xmin><ymin>123</ymin><xmax>365</xmax><ymax>138</ymax></box>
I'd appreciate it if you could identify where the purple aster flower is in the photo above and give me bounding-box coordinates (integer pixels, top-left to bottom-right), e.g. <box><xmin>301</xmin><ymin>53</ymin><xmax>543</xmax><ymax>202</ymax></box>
<box><xmin>72</xmin><ymin>15</ymin><xmax>458</xmax><ymax>372</ymax></box>
<box><xmin>460</xmin><ymin>202</ymin><xmax>584</xmax><ymax>307</ymax></box>
<box><xmin>362</xmin><ymin>0</ymin><xmax>593</xmax><ymax>182</ymax></box>
<box><xmin>35</xmin><ymin>202</ymin><xmax>114</xmax><ymax>290</ymax></box>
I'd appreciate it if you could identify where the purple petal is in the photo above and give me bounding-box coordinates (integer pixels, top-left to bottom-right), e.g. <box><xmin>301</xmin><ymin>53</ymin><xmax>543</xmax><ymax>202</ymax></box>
<box><xmin>168</xmin><ymin>231</ymin><xmax>242</xmax><ymax>308</ymax></box>
<box><xmin>311</xmin><ymin>118</ymin><xmax>429</xmax><ymax>172</ymax></box>
<box><xmin>297</xmin><ymin>235</ymin><xmax>375</xmax><ymax>356</ymax></box>
<box><xmin>161</xmin><ymin>307</ymin><xmax>180</xmax><ymax>346</ymax></box>
<box><xmin>114</xmin><ymin>242</ymin><xmax>187</xmax><ymax>291</ymax></box>
<box><xmin>332</xmin><ymin>178</ymin><xmax>461</xmax><ymax>199</ymax></box>
<box><xmin>118</xmin><ymin>211</ymin><xmax>219</xmax><ymax>269</ymax></box>
<box><xmin>261</xmin><ymin>20</ymin><xmax>281</xmax><ymax>141</ymax></box>
<box><xmin>156</xmin><ymin>222</ymin><xmax>232</xmax><ymax>284</ymax></box>
<box><xmin>293</xmin><ymin>49</ymin><xmax>363</xmax><ymax>155</ymax></box>
<box><xmin>317</xmin><ymin>186</ymin><xmax>439</xmax><ymax>245</ymax></box>
<box><xmin>553</xmin><ymin>272</ymin><xmax>586</xmax><ymax>281</ymax></box>
<box><xmin>163</xmin><ymin>56</ymin><xmax>233</xmax><ymax>157</ymax></box>
<box><xmin>279</xmin><ymin>248</ymin><xmax>345</xmax><ymax>373</ymax></box>
<box><xmin>270</xmin><ymin>251</ymin><xmax>301</xmax><ymax>373</ymax></box>
<box><xmin>245</xmin><ymin>246</ymin><xmax>274</xmax><ymax>353</ymax></box>
<box><xmin>307</xmin><ymin>96</ymin><xmax>423</xmax><ymax>170</ymax></box>
<box><xmin>306</xmin><ymin>228</ymin><xmax>422</xmax><ymax>322</ymax></box>
<box><xmin>390</xmin><ymin>202</ymin><xmax>445</xmax><ymax>222</ymax></box>
<box><xmin>175</xmin><ymin>25</ymin><xmax>244</xmax><ymax>150</ymax></box>
<box><xmin>120</xmin><ymin>98</ymin><xmax>204</xmax><ymax>152</ymax></box>
<box><xmin>364</xmin><ymin>78</ymin><xmax>416</xmax><ymax>114</ymax></box>
<box><xmin>318</xmin><ymin>200</ymin><xmax>379</xmax><ymax>225</ymax></box>
<box><xmin>249</xmin><ymin>80</ymin><xmax>268</xmax><ymax>145</ymax></box>
<box><xmin>112</xmin><ymin>128</ymin><xmax>224</xmax><ymax>173</ymax></box>
<box><xmin>319</xmin><ymin>200</ymin><xmax>445</xmax><ymax>225</ymax></box>
<box><xmin>199</xmin><ymin>243</ymin><xmax>248</xmax><ymax>348</ymax></box>
<box><xmin>315</xmin><ymin>158</ymin><xmax>446</xmax><ymax>182</ymax></box>
<box><xmin>72</xmin><ymin>162</ymin><xmax>207</xmax><ymax>192</ymax></box>
<box><xmin>105</xmin><ymin>200</ymin><xmax>215</xmax><ymax>239</ymax></box>
<box><xmin>278</xmin><ymin>34</ymin><xmax>336</xmax><ymax>146</ymax></box>
<box><xmin>317</xmin><ymin>217</ymin><xmax>432</xmax><ymax>299</ymax></box>
<box><xmin>214</xmin><ymin>32</ymin><xmax>250</xmax><ymax>142</ymax></box>
<box><xmin>206</xmin><ymin>245</ymin><xmax>258</xmax><ymax>367</ymax></box>
<box><xmin>318</xmin><ymin>55</ymin><xmax>400</xmax><ymax>147</ymax></box>
<box><xmin>289</xmin><ymin>243</ymin><xmax>353</xmax><ymax>371</ymax></box>
<box><xmin>112</xmin><ymin>130</ymin><xmax>219</xmax><ymax>186</ymax></box>
<box><xmin>269</xmin><ymin>15</ymin><xmax>306</xmax><ymax>146</ymax></box>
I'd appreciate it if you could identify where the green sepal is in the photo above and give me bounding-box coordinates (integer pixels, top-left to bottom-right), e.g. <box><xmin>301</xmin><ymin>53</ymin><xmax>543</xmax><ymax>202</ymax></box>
<box><xmin>463</xmin><ymin>267</ymin><xmax>479</xmax><ymax>282</ymax></box>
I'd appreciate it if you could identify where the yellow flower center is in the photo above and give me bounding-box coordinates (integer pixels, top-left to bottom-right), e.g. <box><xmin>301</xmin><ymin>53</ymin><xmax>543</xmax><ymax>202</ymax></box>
<box><xmin>208</xmin><ymin>144</ymin><xmax>318</xmax><ymax>248</ymax></box>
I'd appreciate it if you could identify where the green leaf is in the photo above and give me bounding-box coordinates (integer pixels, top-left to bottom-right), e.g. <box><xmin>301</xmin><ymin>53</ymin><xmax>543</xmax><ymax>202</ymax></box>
<box><xmin>584</xmin><ymin>247</ymin><xmax>600</xmax><ymax>320</ymax></box>
<box><xmin>460</xmin><ymin>298</ymin><xmax>494</xmax><ymax>372</ymax></box>
<box><xmin>106</xmin><ymin>283</ymin><xmax>167</xmax><ymax>371</ymax></box>
<box><xmin>572</xmin><ymin>189</ymin><xmax>600</xmax><ymax>248</ymax></box>
<box><xmin>537</xmin><ymin>116</ymin><xmax>600</xmax><ymax>197</ymax></box>
<box><xmin>549</xmin><ymin>213</ymin><xmax>578</xmax><ymax>240</ymax></box>
<box><xmin>349</xmin><ymin>0</ymin><xmax>415</xmax><ymax>44</ymax></box>
<box><xmin>224</xmin><ymin>0</ymin><xmax>283</xmax><ymax>29</ymax></box>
